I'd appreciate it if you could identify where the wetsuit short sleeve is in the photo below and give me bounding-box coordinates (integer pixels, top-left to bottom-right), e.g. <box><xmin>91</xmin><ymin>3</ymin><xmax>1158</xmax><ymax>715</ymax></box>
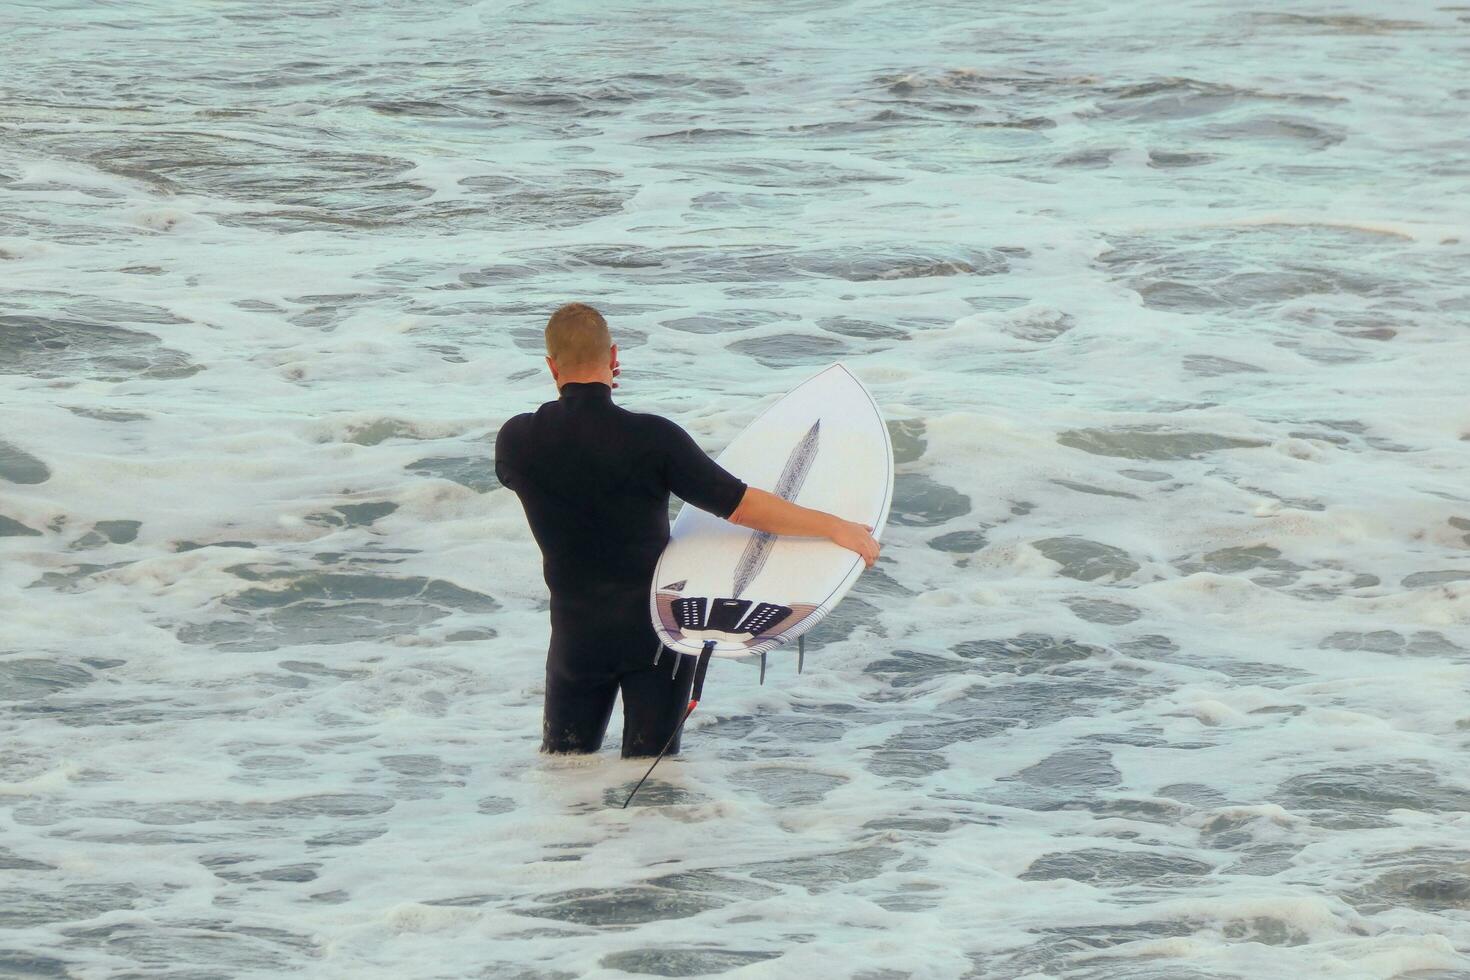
<box><xmin>658</xmin><ymin>418</ymin><xmax>747</xmax><ymax>519</ymax></box>
<box><xmin>493</xmin><ymin>419</ymin><xmax>522</xmax><ymax>490</ymax></box>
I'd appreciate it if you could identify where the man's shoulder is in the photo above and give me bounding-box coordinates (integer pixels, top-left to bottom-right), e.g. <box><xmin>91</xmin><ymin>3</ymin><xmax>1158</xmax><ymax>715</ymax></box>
<box><xmin>495</xmin><ymin>411</ymin><xmax>535</xmax><ymax>448</ymax></box>
<box><xmin>498</xmin><ymin>410</ymin><xmax>535</xmax><ymax>431</ymax></box>
<box><xmin>617</xmin><ymin>407</ymin><xmax>685</xmax><ymax>441</ymax></box>
<box><xmin>617</xmin><ymin>404</ymin><xmax>674</xmax><ymax>425</ymax></box>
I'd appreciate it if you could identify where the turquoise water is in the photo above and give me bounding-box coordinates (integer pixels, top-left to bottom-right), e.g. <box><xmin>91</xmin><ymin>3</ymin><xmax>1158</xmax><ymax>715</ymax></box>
<box><xmin>2</xmin><ymin>1</ymin><xmax>1469</xmax><ymax>977</ymax></box>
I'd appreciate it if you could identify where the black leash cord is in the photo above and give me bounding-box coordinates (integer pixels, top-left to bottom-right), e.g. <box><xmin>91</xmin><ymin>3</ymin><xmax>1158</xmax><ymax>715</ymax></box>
<box><xmin>621</xmin><ymin>640</ymin><xmax>715</xmax><ymax>809</ymax></box>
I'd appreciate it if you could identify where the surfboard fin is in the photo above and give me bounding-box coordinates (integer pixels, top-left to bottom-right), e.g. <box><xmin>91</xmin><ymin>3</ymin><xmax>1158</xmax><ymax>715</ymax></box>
<box><xmin>797</xmin><ymin>634</ymin><xmax>805</xmax><ymax>674</ymax></box>
<box><xmin>759</xmin><ymin>651</ymin><xmax>767</xmax><ymax>685</ymax></box>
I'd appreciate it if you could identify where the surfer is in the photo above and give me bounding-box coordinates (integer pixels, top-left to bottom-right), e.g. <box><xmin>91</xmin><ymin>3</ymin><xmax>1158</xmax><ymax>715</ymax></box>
<box><xmin>495</xmin><ymin>303</ymin><xmax>880</xmax><ymax>758</ymax></box>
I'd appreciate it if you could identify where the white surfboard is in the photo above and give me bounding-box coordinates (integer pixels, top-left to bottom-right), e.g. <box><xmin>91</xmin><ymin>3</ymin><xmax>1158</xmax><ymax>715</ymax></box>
<box><xmin>649</xmin><ymin>363</ymin><xmax>894</xmax><ymax>661</ymax></box>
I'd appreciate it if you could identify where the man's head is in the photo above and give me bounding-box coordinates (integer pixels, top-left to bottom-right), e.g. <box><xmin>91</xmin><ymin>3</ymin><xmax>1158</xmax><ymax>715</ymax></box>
<box><xmin>544</xmin><ymin>302</ymin><xmax>617</xmax><ymax>387</ymax></box>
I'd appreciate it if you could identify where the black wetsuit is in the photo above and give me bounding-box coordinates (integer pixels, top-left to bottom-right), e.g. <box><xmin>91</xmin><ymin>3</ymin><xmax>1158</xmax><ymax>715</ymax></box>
<box><xmin>494</xmin><ymin>381</ymin><xmax>747</xmax><ymax>756</ymax></box>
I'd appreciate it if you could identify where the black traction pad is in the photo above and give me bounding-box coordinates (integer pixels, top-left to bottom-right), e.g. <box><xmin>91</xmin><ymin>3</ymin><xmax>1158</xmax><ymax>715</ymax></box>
<box><xmin>669</xmin><ymin>596</ymin><xmax>793</xmax><ymax>636</ymax></box>
<box><xmin>672</xmin><ymin>596</ymin><xmax>707</xmax><ymax>630</ymax></box>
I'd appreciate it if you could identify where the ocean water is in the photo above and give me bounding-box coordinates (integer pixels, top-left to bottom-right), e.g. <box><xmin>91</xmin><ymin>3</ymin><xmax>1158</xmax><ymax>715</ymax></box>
<box><xmin>2</xmin><ymin>0</ymin><xmax>1469</xmax><ymax>976</ymax></box>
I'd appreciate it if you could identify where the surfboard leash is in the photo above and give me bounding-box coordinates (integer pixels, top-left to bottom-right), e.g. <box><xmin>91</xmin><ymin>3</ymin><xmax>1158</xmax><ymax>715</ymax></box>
<box><xmin>621</xmin><ymin>640</ymin><xmax>715</xmax><ymax>809</ymax></box>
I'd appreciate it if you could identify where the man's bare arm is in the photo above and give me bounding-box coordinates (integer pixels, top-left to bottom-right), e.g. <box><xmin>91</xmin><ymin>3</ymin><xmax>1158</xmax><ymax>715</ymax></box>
<box><xmin>727</xmin><ymin>487</ymin><xmax>881</xmax><ymax>568</ymax></box>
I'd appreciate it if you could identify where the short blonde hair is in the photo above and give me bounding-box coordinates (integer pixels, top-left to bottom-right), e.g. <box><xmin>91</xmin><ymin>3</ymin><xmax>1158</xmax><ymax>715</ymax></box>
<box><xmin>544</xmin><ymin>303</ymin><xmax>610</xmax><ymax>370</ymax></box>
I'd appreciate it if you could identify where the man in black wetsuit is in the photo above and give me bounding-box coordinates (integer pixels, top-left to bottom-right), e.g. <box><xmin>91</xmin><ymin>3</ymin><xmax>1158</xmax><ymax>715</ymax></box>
<box><xmin>495</xmin><ymin>303</ymin><xmax>880</xmax><ymax>758</ymax></box>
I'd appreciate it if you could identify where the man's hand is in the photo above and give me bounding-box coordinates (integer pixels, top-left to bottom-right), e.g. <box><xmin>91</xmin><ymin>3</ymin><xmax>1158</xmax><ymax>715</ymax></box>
<box><xmin>830</xmin><ymin>520</ymin><xmax>880</xmax><ymax>568</ymax></box>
